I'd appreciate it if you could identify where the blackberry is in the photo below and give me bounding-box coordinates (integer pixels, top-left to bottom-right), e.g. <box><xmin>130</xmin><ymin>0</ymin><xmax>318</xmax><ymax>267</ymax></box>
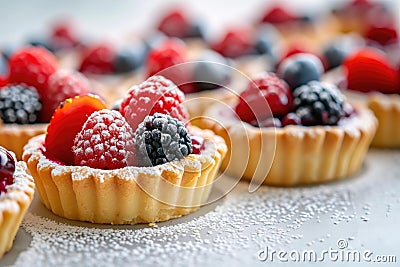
<box><xmin>293</xmin><ymin>81</ymin><xmax>345</xmax><ymax>126</ymax></box>
<box><xmin>135</xmin><ymin>113</ymin><xmax>192</xmax><ymax>166</ymax></box>
<box><xmin>0</xmin><ymin>84</ymin><xmax>42</xmax><ymax>124</ymax></box>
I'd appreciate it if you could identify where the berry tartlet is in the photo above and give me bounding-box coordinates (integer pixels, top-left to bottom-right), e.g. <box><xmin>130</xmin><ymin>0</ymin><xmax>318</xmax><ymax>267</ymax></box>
<box><xmin>330</xmin><ymin>0</ymin><xmax>397</xmax><ymax>46</ymax></box>
<box><xmin>338</xmin><ymin>47</ymin><xmax>400</xmax><ymax>148</ymax></box>
<box><xmin>22</xmin><ymin>76</ymin><xmax>227</xmax><ymax>224</ymax></box>
<box><xmin>0</xmin><ymin>46</ymin><xmax>94</xmax><ymax>159</ymax></box>
<box><xmin>157</xmin><ymin>7</ymin><xmax>205</xmax><ymax>40</ymax></box>
<box><xmin>201</xmin><ymin>72</ymin><xmax>377</xmax><ymax>186</ymax></box>
<box><xmin>52</xmin><ymin>39</ymin><xmax>145</xmax><ymax>106</ymax></box>
<box><xmin>257</xmin><ymin>4</ymin><xmax>332</xmax><ymax>51</ymax></box>
<box><xmin>144</xmin><ymin>38</ymin><xmax>236</xmax><ymax>121</ymax></box>
<box><xmin>0</xmin><ymin>146</ymin><xmax>35</xmax><ymax>258</ymax></box>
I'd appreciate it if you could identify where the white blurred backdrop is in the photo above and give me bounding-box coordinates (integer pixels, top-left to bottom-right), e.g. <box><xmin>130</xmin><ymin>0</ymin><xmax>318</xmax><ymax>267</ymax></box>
<box><xmin>0</xmin><ymin>0</ymin><xmax>396</xmax><ymax>46</ymax></box>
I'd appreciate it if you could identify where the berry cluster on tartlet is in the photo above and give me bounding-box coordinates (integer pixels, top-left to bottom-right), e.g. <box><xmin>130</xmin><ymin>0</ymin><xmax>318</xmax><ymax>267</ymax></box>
<box><xmin>330</xmin><ymin>0</ymin><xmax>398</xmax><ymax>47</ymax></box>
<box><xmin>66</xmin><ymin>41</ymin><xmax>147</xmax><ymax>105</ymax></box>
<box><xmin>334</xmin><ymin>47</ymin><xmax>400</xmax><ymax>148</ymax></box>
<box><xmin>200</xmin><ymin>53</ymin><xmax>377</xmax><ymax>186</ymax></box>
<box><xmin>0</xmin><ymin>146</ymin><xmax>35</xmax><ymax>258</ymax></box>
<box><xmin>141</xmin><ymin>37</ymin><xmax>236</xmax><ymax>121</ymax></box>
<box><xmin>0</xmin><ymin>46</ymin><xmax>93</xmax><ymax>159</ymax></box>
<box><xmin>22</xmin><ymin>75</ymin><xmax>227</xmax><ymax>224</ymax></box>
<box><xmin>256</xmin><ymin>3</ymin><xmax>336</xmax><ymax>52</ymax></box>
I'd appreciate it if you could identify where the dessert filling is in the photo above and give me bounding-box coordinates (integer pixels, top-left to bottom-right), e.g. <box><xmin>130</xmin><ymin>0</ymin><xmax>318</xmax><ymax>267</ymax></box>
<box><xmin>0</xmin><ymin>147</ymin><xmax>15</xmax><ymax>195</ymax></box>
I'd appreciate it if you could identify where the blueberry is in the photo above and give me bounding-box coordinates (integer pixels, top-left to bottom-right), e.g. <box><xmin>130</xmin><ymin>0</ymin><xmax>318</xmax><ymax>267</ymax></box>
<box><xmin>28</xmin><ymin>37</ymin><xmax>54</xmax><ymax>52</ymax></box>
<box><xmin>323</xmin><ymin>46</ymin><xmax>346</xmax><ymax>70</ymax></box>
<box><xmin>114</xmin><ymin>43</ymin><xmax>146</xmax><ymax>73</ymax></box>
<box><xmin>111</xmin><ymin>99</ymin><xmax>122</xmax><ymax>111</ymax></box>
<box><xmin>193</xmin><ymin>50</ymin><xmax>231</xmax><ymax>91</ymax></box>
<box><xmin>0</xmin><ymin>54</ymin><xmax>7</xmax><ymax>76</ymax></box>
<box><xmin>1</xmin><ymin>46</ymin><xmax>16</xmax><ymax>61</ymax></box>
<box><xmin>186</xmin><ymin>20</ymin><xmax>205</xmax><ymax>39</ymax></box>
<box><xmin>299</xmin><ymin>14</ymin><xmax>314</xmax><ymax>23</ymax></box>
<box><xmin>254</xmin><ymin>24</ymin><xmax>281</xmax><ymax>65</ymax></box>
<box><xmin>323</xmin><ymin>34</ymin><xmax>365</xmax><ymax>70</ymax></box>
<box><xmin>277</xmin><ymin>53</ymin><xmax>323</xmax><ymax>91</ymax></box>
<box><xmin>143</xmin><ymin>31</ymin><xmax>167</xmax><ymax>52</ymax></box>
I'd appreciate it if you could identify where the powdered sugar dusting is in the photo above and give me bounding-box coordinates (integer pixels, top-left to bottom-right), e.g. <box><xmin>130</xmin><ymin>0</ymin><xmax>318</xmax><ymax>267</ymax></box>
<box><xmin>11</xmin><ymin>184</ymin><xmax>355</xmax><ymax>267</ymax></box>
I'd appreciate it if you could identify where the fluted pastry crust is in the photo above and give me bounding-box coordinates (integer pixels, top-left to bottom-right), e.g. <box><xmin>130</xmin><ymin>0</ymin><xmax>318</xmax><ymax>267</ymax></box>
<box><xmin>368</xmin><ymin>93</ymin><xmax>400</xmax><ymax>148</ymax></box>
<box><xmin>200</xmin><ymin>101</ymin><xmax>377</xmax><ymax>186</ymax></box>
<box><xmin>0</xmin><ymin>162</ymin><xmax>35</xmax><ymax>258</ymax></box>
<box><xmin>22</xmin><ymin>127</ymin><xmax>227</xmax><ymax>224</ymax></box>
<box><xmin>0</xmin><ymin>124</ymin><xmax>47</xmax><ymax>160</ymax></box>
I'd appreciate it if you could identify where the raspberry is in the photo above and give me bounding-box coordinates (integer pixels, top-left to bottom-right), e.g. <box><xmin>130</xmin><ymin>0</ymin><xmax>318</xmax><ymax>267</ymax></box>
<box><xmin>0</xmin><ymin>84</ymin><xmax>42</xmax><ymax>124</ymax></box>
<box><xmin>334</xmin><ymin>0</ymin><xmax>376</xmax><ymax>17</ymax></box>
<box><xmin>73</xmin><ymin>110</ymin><xmax>135</xmax><ymax>170</ymax></box>
<box><xmin>348</xmin><ymin>0</ymin><xmax>379</xmax><ymax>14</ymax></box>
<box><xmin>8</xmin><ymin>46</ymin><xmax>58</xmax><ymax>96</ymax></box>
<box><xmin>0</xmin><ymin>76</ymin><xmax>8</xmax><ymax>87</ymax></box>
<box><xmin>235</xmin><ymin>73</ymin><xmax>293</xmax><ymax>123</ymax></box>
<box><xmin>51</xmin><ymin>21</ymin><xmax>80</xmax><ymax>50</ymax></box>
<box><xmin>157</xmin><ymin>9</ymin><xmax>204</xmax><ymax>39</ymax></box>
<box><xmin>41</xmin><ymin>69</ymin><xmax>91</xmax><ymax>122</ymax></box>
<box><xmin>282</xmin><ymin>112</ymin><xmax>301</xmax><ymax>126</ymax></box>
<box><xmin>191</xmin><ymin>135</ymin><xmax>205</xmax><ymax>154</ymax></box>
<box><xmin>211</xmin><ymin>28</ymin><xmax>254</xmax><ymax>58</ymax></box>
<box><xmin>260</xmin><ymin>5</ymin><xmax>298</xmax><ymax>24</ymax></box>
<box><xmin>157</xmin><ymin>9</ymin><xmax>190</xmax><ymax>38</ymax></box>
<box><xmin>179</xmin><ymin>83</ymin><xmax>198</xmax><ymax>94</ymax></box>
<box><xmin>135</xmin><ymin>113</ymin><xmax>192</xmax><ymax>166</ymax></box>
<box><xmin>79</xmin><ymin>44</ymin><xmax>115</xmax><ymax>74</ymax></box>
<box><xmin>0</xmin><ymin>146</ymin><xmax>16</xmax><ymax>195</ymax></box>
<box><xmin>120</xmin><ymin>75</ymin><xmax>188</xmax><ymax>131</ymax></box>
<box><xmin>293</xmin><ymin>81</ymin><xmax>345</xmax><ymax>126</ymax></box>
<box><xmin>45</xmin><ymin>94</ymin><xmax>107</xmax><ymax>165</ymax></box>
<box><xmin>365</xmin><ymin>23</ymin><xmax>398</xmax><ymax>46</ymax></box>
<box><xmin>145</xmin><ymin>39</ymin><xmax>186</xmax><ymax>78</ymax></box>
<box><xmin>343</xmin><ymin>48</ymin><xmax>400</xmax><ymax>94</ymax></box>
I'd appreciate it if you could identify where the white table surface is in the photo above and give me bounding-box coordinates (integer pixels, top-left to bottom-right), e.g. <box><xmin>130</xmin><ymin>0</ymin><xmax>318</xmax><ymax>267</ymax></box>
<box><xmin>1</xmin><ymin>149</ymin><xmax>399</xmax><ymax>267</ymax></box>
